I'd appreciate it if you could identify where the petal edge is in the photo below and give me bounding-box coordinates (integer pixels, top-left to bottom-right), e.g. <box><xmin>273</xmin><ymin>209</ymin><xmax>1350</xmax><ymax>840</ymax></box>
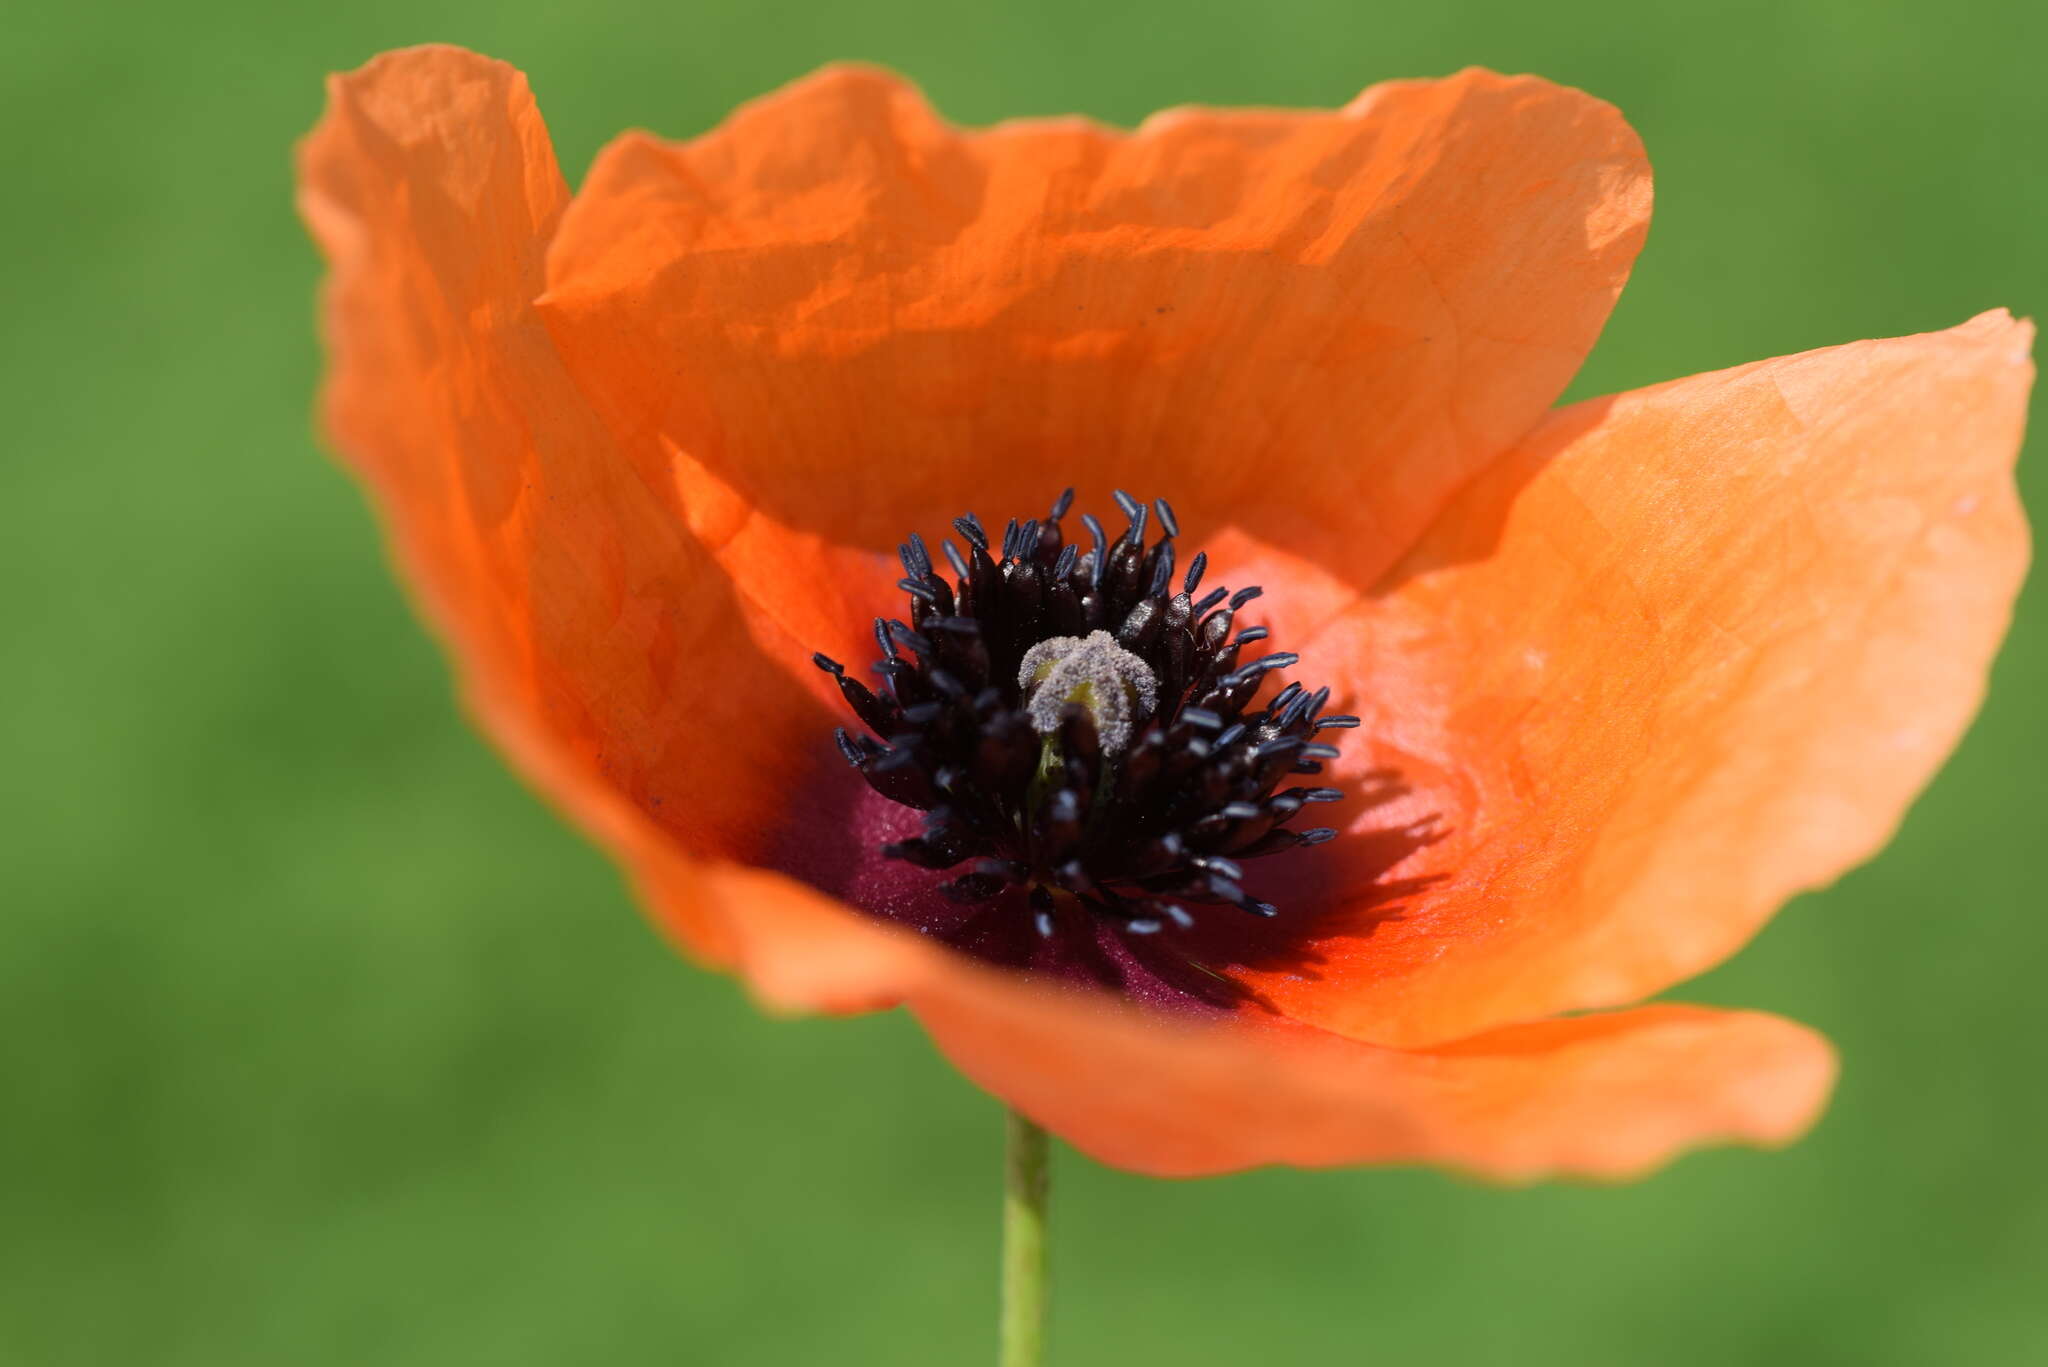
<box><xmin>1242</xmin><ymin>311</ymin><xmax>2033</xmax><ymax>1046</ymax></box>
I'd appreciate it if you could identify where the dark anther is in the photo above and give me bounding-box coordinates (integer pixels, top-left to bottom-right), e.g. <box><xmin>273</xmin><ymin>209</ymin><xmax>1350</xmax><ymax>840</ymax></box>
<box><xmin>1152</xmin><ymin>497</ymin><xmax>1180</xmax><ymax>538</ymax></box>
<box><xmin>814</xmin><ymin>491</ymin><xmax>1352</xmax><ymax>943</ymax></box>
<box><xmin>900</xmin><ymin>534</ymin><xmax>932</xmax><ymax>579</ymax></box>
<box><xmin>953</xmin><ymin>513</ymin><xmax>989</xmax><ymax>552</ymax></box>
<box><xmin>1146</xmin><ymin>545</ymin><xmax>1175</xmax><ymax>598</ymax></box>
<box><xmin>833</xmin><ymin>728</ymin><xmax>865</xmax><ymax>765</ymax></box>
<box><xmin>1080</xmin><ymin>513</ymin><xmax>1108</xmax><ymax>590</ymax></box>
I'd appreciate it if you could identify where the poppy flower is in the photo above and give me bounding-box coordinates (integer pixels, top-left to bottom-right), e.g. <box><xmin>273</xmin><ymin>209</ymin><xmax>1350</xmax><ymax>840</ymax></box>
<box><xmin>298</xmin><ymin>45</ymin><xmax>2032</xmax><ymax>1180</ymax></box>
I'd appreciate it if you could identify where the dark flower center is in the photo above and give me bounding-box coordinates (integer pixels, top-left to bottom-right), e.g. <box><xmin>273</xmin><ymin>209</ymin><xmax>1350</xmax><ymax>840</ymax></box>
<box><xmin>811</xmin><ymin>489</ymin><xmax>1354</xmax><ymax>944</ymax></box>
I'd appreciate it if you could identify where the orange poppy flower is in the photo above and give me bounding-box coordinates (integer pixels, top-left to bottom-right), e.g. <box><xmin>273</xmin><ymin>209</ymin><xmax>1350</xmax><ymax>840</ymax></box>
<box><xmin>298</xmin><ymin>45</ymin><xmax>2032</xmax><ymax>1179</ymax></box>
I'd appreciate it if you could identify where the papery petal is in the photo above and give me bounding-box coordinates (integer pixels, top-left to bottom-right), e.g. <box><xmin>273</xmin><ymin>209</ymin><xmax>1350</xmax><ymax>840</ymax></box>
<box><xmin>925</xmin><ymin>995</ymin><xmax>1833</xmax><ymax>1180</ymax></box>
<box><xmin>1235</xmin><ymin>314</ymin><xmax>2033</xmax><ymax>1047</ymax></box>
<box><xmin>646</xmin><ymin>860</ymin><xmax>1832</xmax><ymax>1178</ymax></box>
<box><xmin>298</xmin><ymin>45</ymin><xmax>845</xmax><ymax>888</ymax></box>
<box><xmin>537</xmin><ymin>62</ymin><xmax>1652</xmax><ymax>658</ymax></box>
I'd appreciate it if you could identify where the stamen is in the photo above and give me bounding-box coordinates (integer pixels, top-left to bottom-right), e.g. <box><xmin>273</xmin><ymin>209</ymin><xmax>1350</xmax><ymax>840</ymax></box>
<box><xmin>900</xmin><ymin>534</ymin><xmax>932</xmax><ymax>579</ymax></box>
<box><xmin>1146</xmin><ymin>544</ymin><xmax>1176</xmax><ymax>598</ymax></box>
<box><xmin>1152</xmin><ymin>497</ymin><xmax>1180</xmax><ymax>538</ymax></box>
<box><xmin>1081</xmin><ymin>514</ymin><xmax>1108</xmax><ymax>590</ymax></box>
<box><xmin>814</xmin><ymin>491</ymin><xmax>1354</xmax><ymax>957</ymax></box>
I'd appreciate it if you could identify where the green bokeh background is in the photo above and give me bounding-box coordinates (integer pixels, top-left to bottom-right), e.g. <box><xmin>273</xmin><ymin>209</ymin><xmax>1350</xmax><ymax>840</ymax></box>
<box><xmin>5</xmin><ymin>1</ymin><xmax>2042</xmax><ymax>1362</ymax></box>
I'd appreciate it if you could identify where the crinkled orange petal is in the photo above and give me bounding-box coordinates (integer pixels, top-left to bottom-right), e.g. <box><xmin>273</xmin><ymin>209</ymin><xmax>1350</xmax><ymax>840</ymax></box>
<box><xmin>1233</xmin><ymin>314</ymin><xmax>2034</xmax><ymax>1047</ymax></box>
<box><xmin>535</xmin><ymin>62</ymin><xmax>1651</xmax><ymax>656</ymax></box>
<box><xmin>657</xmin><ymin>858</ymin><xmax>1833</xmax><ymax>1178</ymax></box>
<box><xmin>297</xmin><ymin>45</ymin><xmax>851</xmax><ymax>901</ymax></box>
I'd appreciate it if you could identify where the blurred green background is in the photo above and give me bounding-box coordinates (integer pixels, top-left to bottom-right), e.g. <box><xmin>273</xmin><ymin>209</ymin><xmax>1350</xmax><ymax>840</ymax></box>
<box><xmin>4</xmin><ymin>0</ymin><xmax>2042</xmax><ymax>1362</ymax></box>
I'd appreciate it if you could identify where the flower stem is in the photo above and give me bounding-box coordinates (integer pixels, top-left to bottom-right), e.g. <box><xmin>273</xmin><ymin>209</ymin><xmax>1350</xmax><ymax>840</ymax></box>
<box><xmin>999</xmin><ymin>1108</ymin><xmax>1050</xmax><ymax>1367</ymax></box>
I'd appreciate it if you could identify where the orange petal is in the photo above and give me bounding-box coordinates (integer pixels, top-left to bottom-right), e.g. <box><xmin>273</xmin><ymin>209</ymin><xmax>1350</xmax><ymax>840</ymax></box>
<box><xmin>1234</xmin><ymin>313</ymin><xmax>2034</xmax><ymax>1047</ymax></box>
<box><xmin>632</xmin><ymin>857</ymin><xmax>1833</xmax><ymax>1178</ymax></box>
<box><xmin>537</xmin><ymin>62</ymin><xmax>1652</xmax><ymax>658</ymax></box>
<box><xmin>923</xmin><ymin>992</ymin><xmax>1833</xmax><ymax>1180</ymax></box>
<box><xmin>297</xmin><ymin>46</ymin><xmax>849</xmax><ymax>900</ymax></box>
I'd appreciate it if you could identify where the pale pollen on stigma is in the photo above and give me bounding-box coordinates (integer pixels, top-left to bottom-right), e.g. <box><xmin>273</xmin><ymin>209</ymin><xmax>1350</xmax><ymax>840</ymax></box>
<box><xmin>1019</xmin><ymin>630</ymin><xmax>1158</xmax><ymax>755</ymax></box>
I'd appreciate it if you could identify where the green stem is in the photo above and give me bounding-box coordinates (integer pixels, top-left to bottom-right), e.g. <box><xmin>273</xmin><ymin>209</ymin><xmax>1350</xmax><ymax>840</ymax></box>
<box><xmin>999</xmin><ymin>1108</ymin><xmax>1050</xmax><ymax>1367</ymax></box>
